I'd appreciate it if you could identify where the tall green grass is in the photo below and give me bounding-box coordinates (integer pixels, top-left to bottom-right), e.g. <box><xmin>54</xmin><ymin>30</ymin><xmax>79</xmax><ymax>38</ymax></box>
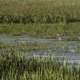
<box><xmin>0</xmin><ymin>49</ymin><xmax>80</xmax><ymax>80</ymax></box>
<box><xmin>0</xmin><ymin>0</ymin><xmax>80</xmax><ymax>24</ymax></box>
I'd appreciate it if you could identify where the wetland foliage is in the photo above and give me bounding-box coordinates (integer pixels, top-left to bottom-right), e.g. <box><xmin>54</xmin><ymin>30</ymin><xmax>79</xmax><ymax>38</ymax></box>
<box><xmin>0</xmin><ymin>0</ymin><xmax>80</xmax><ymax>79</ymax></box>
<box><xmin>0</xmin><ymin>50</ymin><xmax>80</xmax><ymax>80</ymax></box>
<box><xmin>0</xmin><ymin>23</ymin><xmax>80</xmax><ymax>40</ymax></box>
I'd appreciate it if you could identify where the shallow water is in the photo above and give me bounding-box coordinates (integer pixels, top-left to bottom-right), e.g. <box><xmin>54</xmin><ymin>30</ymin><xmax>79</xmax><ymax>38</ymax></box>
<box><xmin>0</xmin><ymin>34</ymin><xmax>80</xmax><ymax>64</ymax></box>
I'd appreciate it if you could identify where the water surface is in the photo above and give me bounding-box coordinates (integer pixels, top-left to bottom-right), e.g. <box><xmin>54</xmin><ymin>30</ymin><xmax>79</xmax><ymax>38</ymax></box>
<box><xmin>0</xmin><ymin>35</ymin><xmax>80</xmax><ymax>65</ymax></box>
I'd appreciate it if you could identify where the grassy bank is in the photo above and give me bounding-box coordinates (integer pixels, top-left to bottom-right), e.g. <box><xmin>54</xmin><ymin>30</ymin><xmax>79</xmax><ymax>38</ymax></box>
<box><xmin>0</xmin><ymin>24</ymin><xmax>64</xmax><ymax>38</ymax></box>
<box><xmin>0</xmin><ymin>23</ymin><xmax>80</xmax><ymax>40</ymax></box>
<box><xmin>0</xmin><ymin>51</ymin><xmax>79</xmax><ymax>80</ymax></box>
<box><xmin>0</xmin><ymin>0</ymin><xmax>80</xmax><ymax>24</ymax></box>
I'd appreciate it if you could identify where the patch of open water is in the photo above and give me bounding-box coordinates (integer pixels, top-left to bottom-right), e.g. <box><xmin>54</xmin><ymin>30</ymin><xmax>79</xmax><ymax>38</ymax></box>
<box><xmin>0</xmin><ymin>35</ymin><xmax>80</xmax><ymax>65</ymax></box>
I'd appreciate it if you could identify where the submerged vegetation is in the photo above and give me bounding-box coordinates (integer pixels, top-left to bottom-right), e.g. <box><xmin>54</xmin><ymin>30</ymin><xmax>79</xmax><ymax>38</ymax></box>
<box><xmin>0</xmin><ymin>50</ymin><xmax>79</xmax><ymax>80</ymax></box>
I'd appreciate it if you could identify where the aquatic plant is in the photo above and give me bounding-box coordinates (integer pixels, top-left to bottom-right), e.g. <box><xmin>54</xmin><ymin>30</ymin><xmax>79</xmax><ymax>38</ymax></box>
<box><xmin>0</xmin><ymin>49</ymin><xmax>80</xmax><ymax>80</ymax></box>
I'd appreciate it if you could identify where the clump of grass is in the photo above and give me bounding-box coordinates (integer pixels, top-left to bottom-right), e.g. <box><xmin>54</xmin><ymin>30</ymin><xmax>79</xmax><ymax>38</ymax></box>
<box><xmin>0</xmin><ymin>49</ymin><xmax>80</xmax><ymax>80</ymax></box>
<box><xmin>0</xmin><ymin>15</ymin><xmax>65</xmax><ymax>24</ymax></box>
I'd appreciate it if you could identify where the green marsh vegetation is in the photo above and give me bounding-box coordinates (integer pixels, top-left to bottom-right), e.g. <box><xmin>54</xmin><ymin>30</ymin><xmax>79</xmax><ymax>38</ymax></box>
<box><xmin>0</xmin><ymin>23</ymin><xmax>80</xmax><ymax>40</ymax></box>
<box><xmin>0</xmin><ymin>0</ymin><xmax>80</xmax><ymax>79</ymax></box>
<box><xmin>0</xmin><ymin>0</ymin><xmax>80</xmax><ymax>39</ymax></box>
<box><xmin>0</xmin><ymin>50</ymin><xmax>80</xmax><ymax>80</ymax></box>
<box><xmin>0</xmin><ymin>0</ymin><xmax>80</xmax><ymax>24</ymax></box>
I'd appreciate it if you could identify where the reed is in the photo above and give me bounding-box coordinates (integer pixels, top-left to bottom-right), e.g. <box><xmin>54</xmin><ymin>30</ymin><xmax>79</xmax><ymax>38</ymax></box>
<box><xmin>0</xmin><ymin>49</ymin><xmax>79</xmax><ymax>80</ymax></box>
